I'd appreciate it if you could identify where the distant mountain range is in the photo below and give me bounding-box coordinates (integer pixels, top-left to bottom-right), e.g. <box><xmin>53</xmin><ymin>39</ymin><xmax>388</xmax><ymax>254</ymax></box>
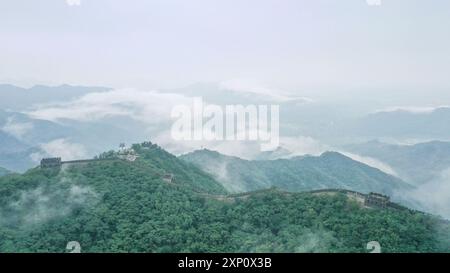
<box><xmin>344</xmin><ymin>140</ymin><xmax>450</xmax><ymax>186</ymax></box>
<box><xmin>0</xmin><ymin>84</ymin><xmax>110</xmax><ymax>111</ymax></box>
<box><xmin>0</xmin><ymin>84</ymin><xmax>110</xmax><ymax>171</ymax></box>
<box><xmin>353</xmin><ymin>107</ymin><xmax>450</xmax><ymax>140</ymax></box>
<box><xmin>0</xmin><ymin>84</ymin><xmax>154</xmax><ymax>172</ymax></box>
<box><xmin>0</xmin><ymin>110</ymin><xmax>73</xmax><ymax>172</ymax></box>
<box><xmin>0</xmin><ymin>129</ymin><xmax>39</xmax><ymax>172</ymax></box>
<box><xmin>0</xmin><ymin>130</ymin><xmax>29</xmax><ymax>154</ymax></box>
<box><xmin>0</xmin><ymin>109</ymin><xmax>75</xmax><ymax>145</ymax></box>
<box><xmin>180</xmin><ymin>149</ymin><xmax>412</xmax><ymax>196</ymax></box>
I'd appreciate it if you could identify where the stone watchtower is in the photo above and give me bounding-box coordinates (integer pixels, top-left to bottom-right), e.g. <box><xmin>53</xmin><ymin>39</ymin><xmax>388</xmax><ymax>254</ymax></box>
<box><xmin>40</xmin><ymin>157</ymin><xmax>62</xmax><ymax>168</ymax></box>
<box><xmin>364</xmin><ymin>192</ymin><xmax>390</xmax><ymax>208</ymax></box>
<box><xmin>162</xmin><ymin>173</ymin><xmax>174</xmax><ymax>183</ymax></box>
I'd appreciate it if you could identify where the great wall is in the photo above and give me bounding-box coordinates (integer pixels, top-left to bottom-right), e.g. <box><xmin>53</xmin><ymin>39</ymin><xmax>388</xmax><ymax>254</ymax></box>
<box><xmin>40</xmin><ymin>157</ymin><xmax>118</xmax><ymax>168</ymax></box>
<box><xmin>38</xmin><ymin>143</ymin><xmax>422</xmax><ymax>215</ymax></box>
<box><xmin>205</xmin><ymin>188</ymin><xmax>401</xmax><ymax>211</ymax></box>
<box><xmin>39</xmin><ymin>143</ymin><xmax>139</xmax><ymax>168</ymax></box>
<box><xmin>168</xmin><ymin>179</ymin><xmax>410</xmax><ymax>212</ymax></box>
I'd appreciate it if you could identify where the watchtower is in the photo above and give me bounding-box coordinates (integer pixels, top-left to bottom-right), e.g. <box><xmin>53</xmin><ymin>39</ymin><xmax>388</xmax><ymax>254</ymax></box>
<box><xmin>364</xmin><ymin>192</ymin><xmax>390</xmax><ymax>208</ymax></box>
<box><xmin>40</xmin><ymin>157</ymin><xmax>62</xmax><ymax>168</ymax></box>
<box><xmin>142</xmin><ymin>141</ymin><xmax>153</xmax><ymax>147</ymax></box>
<box><xmin>163</xmin><ymin>173</ymin><xmax>174</xmax><ymax>183</ymax></box>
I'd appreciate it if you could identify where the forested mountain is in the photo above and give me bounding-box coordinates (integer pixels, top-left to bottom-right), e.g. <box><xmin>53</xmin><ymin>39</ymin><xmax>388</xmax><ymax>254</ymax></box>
<box><xmin>0</xmin><ymin>142</ymin><xmax>448</xmax><ymax>253</ymax></box>
<box><xmin>180</xmin><ymin>149</ymin><xmax>412</xmax><ymax>195</ymax></box>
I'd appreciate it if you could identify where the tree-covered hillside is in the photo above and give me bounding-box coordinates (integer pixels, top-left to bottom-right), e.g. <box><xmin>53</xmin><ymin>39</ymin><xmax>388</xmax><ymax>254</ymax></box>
<box><xmin>0</xmin><ymin>143</ymin><xmax>448</xmax><ymax>253</ymax></box>
<box><xmin>180</xmin><ymin>149</ymin><xmax>412</xmax><ymax>195</ymax></box>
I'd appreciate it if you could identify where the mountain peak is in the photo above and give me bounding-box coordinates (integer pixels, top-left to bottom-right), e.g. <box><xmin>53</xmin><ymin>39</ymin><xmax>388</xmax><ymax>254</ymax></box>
<box><xmin>319</xmin><ymin>151</ymin><xmax>351</xmax><ymax>160</ymax></box>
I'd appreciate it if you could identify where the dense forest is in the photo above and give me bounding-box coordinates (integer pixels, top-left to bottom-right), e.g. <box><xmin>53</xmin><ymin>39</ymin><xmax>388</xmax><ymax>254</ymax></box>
<box><xmin>0</xmin><ymin>143</ymin><xmax>448</xmax><ymax>253</ymax></box>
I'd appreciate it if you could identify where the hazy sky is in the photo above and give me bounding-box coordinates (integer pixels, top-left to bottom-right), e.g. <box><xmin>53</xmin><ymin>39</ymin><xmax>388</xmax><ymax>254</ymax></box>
<box><xmin>1</xmin><ymin>0</ymin><xmax>450</xmax><ymax>91</ymax></box>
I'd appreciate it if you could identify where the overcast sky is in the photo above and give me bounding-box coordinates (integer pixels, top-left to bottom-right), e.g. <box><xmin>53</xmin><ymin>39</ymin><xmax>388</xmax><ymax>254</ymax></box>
<box><xmin>1</xmin><ymin>0</ymin><xmax>450</xmax><ymax>92</ymax></box>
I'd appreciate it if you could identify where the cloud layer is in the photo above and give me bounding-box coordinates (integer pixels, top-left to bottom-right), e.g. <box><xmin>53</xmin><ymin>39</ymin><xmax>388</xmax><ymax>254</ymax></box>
<box><xmin>27</xmin><ymin>88</ymin><xmax>191</xmax><ymax>125</ymax></box>
<box><xmin>1</xmin><ymin>117</ymin><xmax>33</xmax><ymax>139</ymax></box>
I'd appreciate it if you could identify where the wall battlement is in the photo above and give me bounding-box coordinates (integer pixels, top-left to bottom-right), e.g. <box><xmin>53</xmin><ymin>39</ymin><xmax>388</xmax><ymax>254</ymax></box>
<box><xmin>40</xmin><ymin>157</ymin><xmax>118</xmax><ymax>169</ymax></box>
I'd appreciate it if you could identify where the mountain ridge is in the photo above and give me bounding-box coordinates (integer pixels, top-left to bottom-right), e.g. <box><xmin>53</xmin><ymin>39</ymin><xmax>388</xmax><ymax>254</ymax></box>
<box><xmin>179</xmin><ymin>149</ymin><xmax>413</xmax><ymax>196</ymax></box>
